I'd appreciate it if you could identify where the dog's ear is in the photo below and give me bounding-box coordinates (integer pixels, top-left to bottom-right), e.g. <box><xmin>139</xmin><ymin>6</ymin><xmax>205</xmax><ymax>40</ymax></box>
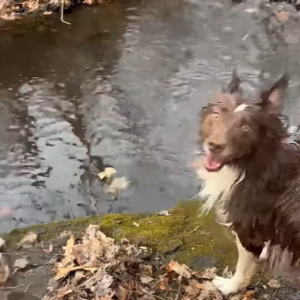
<box><xmin>259</xmin><ymin>73</ymin><xmax>289</xmax><ymax>114</ymax></box>
<box><xmin>223</xmin><ymin>69</ymin><xmax>241</xmax><ymax>94</ymax></box>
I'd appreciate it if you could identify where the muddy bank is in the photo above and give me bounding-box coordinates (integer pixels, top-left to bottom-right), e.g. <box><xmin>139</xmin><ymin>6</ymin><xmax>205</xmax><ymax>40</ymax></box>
<box><xmin>1</xmin><ymin>200</ymin><xmax>300</xmax><ymax>300</ymax></box>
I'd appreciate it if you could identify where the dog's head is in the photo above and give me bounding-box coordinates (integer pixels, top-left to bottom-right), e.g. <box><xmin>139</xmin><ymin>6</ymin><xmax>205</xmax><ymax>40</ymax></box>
<box><xmin>199</xmin><ymin>70</ymin><xmax>289</xmax><ymax>172</ymax></box>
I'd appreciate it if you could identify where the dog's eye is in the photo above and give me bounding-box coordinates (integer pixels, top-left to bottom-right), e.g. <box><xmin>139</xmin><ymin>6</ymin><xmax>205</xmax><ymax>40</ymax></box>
<box><xmin>242</xmin><ymin>125</ymin><xmax>249</xmax><ymax>132</ymax></box>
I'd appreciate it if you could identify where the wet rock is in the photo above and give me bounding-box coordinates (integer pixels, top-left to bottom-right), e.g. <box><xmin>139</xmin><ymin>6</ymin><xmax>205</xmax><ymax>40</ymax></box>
<box><xmin>92</xmin><ymin>82</ymin><xmax>112</xmax><ymax>95</ymax></box>
<box><xmin>14</xmin><ymin>257</ymin><xmax>29</xmax><ymax>269</ymax></box>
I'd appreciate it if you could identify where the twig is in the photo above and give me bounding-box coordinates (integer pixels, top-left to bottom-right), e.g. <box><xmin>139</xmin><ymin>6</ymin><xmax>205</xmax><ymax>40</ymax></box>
<box><xmin>184</xmin><ymin>225</ymin><xmax>202</xmax><ymax>237</ymax></box>
<box><xmin>0</xmin><ymin>284</ymin><xmax>23</xmax><ymax>290</ymax></box>
<box><xmin>60</xmin><ymin>0</ymin><xmax>71</xmax><ymax>25</ymax></box>
<box><xmin>24</xmin><ymin>283</ymin><xmax>32</xmax><ymax>293</ymax></box>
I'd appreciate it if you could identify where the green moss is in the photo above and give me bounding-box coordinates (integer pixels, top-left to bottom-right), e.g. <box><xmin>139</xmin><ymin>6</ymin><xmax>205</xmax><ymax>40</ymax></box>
<box><xmin>3</xmin><ymin>200</ymin><xmax>237</xmax><ymax>270</ymax></box>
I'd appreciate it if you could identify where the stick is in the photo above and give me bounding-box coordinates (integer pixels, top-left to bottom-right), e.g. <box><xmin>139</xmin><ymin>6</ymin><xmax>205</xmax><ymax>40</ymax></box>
<box><xmin>60</xmin><ymin>0</ymin><xmax>71</xmax><ymax>25</ymax></box>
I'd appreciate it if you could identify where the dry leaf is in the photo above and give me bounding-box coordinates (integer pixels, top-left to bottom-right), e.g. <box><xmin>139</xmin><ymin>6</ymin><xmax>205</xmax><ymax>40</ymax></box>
<box><xmin>139</xmin><ymin>264</ymin><xmax>152</xmax><ymax>275</ymax></box>
<box><xmin>86</xmin><ymin>224</ymin><xmax>100</xmax><ymax>239</ymax></box>
<box><xmin>56</xmin><ymin>285</ymin><xmax>73</xmax><ymax>299</ymax></box>
<box><xmin>59</xmin><ymin>235</ymin><xmax>75</xmax><ymax>268</ymax></box>
<box><xmin>197</xmin><ymin>281</ymin><xmax>223</xmax><ymax>300</ymax></box>
<box><xmin>105</xmin><ymin>177</ymin><xmax>130</xmax><ymax>195</ymax></box>
<box><xmin>98</xmin><ymin>167</ymin><xmax>116</xmax><ymax>180</ymax></box>
<box><xmin>63</xmin><ymin>235</ymin><xmax>75</xmax><ymax>253</ymax></box>
<box><xmin>14</xmin><ymin>257</ymin><xmax>29</xmax><ymax>269</ymax></box>
<box><xmin>44</xmin><ymin>244</ymin><xmax>53</xmax><ymax>254</ymax></box>
<box><xmin>158</xmin><ymin>276</ymin><xmax>170</xmax><ymax>291</ymax></box>
<box><xmin>115</xmin><ymin>285</ymin><xmax>128</xmax><ymax>300</ymax></box>
<box><xmin>166</xmin><ymin>260</ymin><xmax>192</xmax><ymax>278</ymax></box>
<box><xmin>83</xmin><ymin>0</ymin><xmax>94</xmax><ymax>5</ymax></box>
<box><xmin>0</xmin><ymin>237</ymin><xmax>6</xmax><ymax>249</ymax></box>
<box><xmin>199</xmin><ymin>267</ymin><xmax>217</xmax><ymax>280</ymax></box>
<box><xmin>159</xmin><ymin>210</ymin><xmax>171</xmax><ymax>216</ymax></box>
<box><xmin>17</xmin><ymin>232</ymin><xmax>37</xmax><ymax>248</ymax></box>
<box><xmin>183</xmin><ymin>279</ymin><xmax>202</xmax><ymax>298</ymax></box>
<box><xmin>241</xmin><ymin>290</ymin><xmax>255</xmax><ymax>300</ymax></box>
<box><xmin>55</xmin><ymin>266</ymin><xmax>97</xmax><ymax>280</ymax></box>
<box><xmin>132</xmin><ymin>222</ymin><xmax>140</xmax><ymax>227</ymax></box>
<box><xmin>97</xmin><ymin>292</ymin><xmax>115</xmax><ymax>300</ymax></box>
<box><xmin>267</xmin><ymin>278</ymin><xmax>280</xmax><ymax>288</ymax></box>
<box><xmin>140</xmin><ymin>275</ymin><xmax>154</xmax><ymax>284</ymax></box>
<box><xmin>0</xmin><ymin>254</ymin><xmax>10</xmax><ymax>284</ymax></box>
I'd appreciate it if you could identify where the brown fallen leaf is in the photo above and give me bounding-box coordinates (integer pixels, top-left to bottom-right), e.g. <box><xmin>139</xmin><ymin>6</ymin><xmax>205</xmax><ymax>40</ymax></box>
<box><xmin>183</xmin><ymin>279</ymin><xmax>203</xmax><ymax>298</ymax></box>
<box><xmin>166</xmin><ymin>260</ymin><xmax>192</xmax><ymax>278</ymax></box>
<box><xmin>96</xmin><ymin>292</ymin><xmax>115</xmax><ymax>300</ymax></box>
<box><xmin>241</xmin><ymin>290</ymin><xmax>255</xmax><ymax>300</ymax></box>
<box><xmin>115</xmin><ymin>285</ymin><xmax>128</xmax><ymax>300</ymax></box>
<box><xmin>105</xmin><ymin>177</ymin><xmax>130</xmax><ymax>195</ymax></box>
<box><xmin>17</xmin><ymin>232</ymin><xmax>37</xmax><ymax>248</ymax></box>
<box><xmin>55</xmin><ymin>266</ymin><xmax>97</xmax><ymax>280</ymax></box>
<box><xmin>199</xmin><ymin>267</ymin><xmax>217</xmax><ymax>280</ymax></box>
<box><xmin>56</xmin><ymin>285</ymin><xmax>73</xmax><ymax>299</ymax></box>
<box><xmin>98</xmin><ymin>167</ymin><xmax>116</xmax><ymax>180</ymax></box>
<box><xmin>139</xmin><ymin>264</ymin><xmax>153</xmax><ymax>275</ymax></box>
<box><xmin>140</xmin><ymin>275</ymin><xmax>154</xmax><ymax>284</ymax></box>
<box><xmin>43</xmin><ymin>244</ymin><xmax>53</xmax><ymax>254</ymax></box>
<box><xmin>59</xmin><ymin>235</ymin><xmax>75</xmax><ymax>268</ymax></box>
<box><xmin>267</xmin><ymin>278</ymin><xmax>280</xmax><ymax>288</ymax></box>
<box><xmin>0</xmin><ymin>254</ymin><xmax>10</xmax><ymax>284</ymax></box>
<box><xmin>197</xmin><ymin>280</ymin><xmax>223</xmax><ymax>300</ymax></box>
<box><xmin>73</xmin><ymin>238</ymin><xmax>103</xmax><ymax>266</ymax></box>
<box><xmin>158</xmin><ymin>276</ymin><xmax>170</xmax><ymax>291</ymax></box>
<box><xmin>83</xmin><ymin>0</ymin><xmax>94</xmax><ymax>5</ymax></box>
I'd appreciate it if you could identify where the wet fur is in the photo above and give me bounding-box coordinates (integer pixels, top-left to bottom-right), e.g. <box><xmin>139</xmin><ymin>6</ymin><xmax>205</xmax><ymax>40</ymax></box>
<box><xmin>198</xmin><ymin>71</ymin><xmax>300</xmax><ymax>288</ymax></box>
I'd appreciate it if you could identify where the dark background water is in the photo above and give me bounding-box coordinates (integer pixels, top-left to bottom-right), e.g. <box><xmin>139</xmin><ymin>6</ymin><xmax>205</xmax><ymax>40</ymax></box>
<box><xmin>0</xmin><ymin>0</ymin><xmax>300</xmax><ymax>233</ymax></box>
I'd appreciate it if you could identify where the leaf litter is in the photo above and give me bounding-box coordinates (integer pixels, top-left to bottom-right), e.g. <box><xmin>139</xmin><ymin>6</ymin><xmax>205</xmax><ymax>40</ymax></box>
<box><xmin>42</xmin><ymin>225</ymin><xmax>258</xmax><ymax>300</ymax></box>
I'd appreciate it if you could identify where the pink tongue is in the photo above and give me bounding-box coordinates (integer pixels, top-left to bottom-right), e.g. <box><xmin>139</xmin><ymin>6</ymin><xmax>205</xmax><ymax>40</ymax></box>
<box><xmin>204</xmin><ymin>154</ymin><xmax>222</xmax><ymax>171</ymax></box>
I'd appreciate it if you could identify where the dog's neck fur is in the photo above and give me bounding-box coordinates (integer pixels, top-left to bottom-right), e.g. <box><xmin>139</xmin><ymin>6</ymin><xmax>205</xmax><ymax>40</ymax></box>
<box><xmin>197</xmin><ymin>164</ymin><xmax>244</xmax><ymax>224</ymax></box>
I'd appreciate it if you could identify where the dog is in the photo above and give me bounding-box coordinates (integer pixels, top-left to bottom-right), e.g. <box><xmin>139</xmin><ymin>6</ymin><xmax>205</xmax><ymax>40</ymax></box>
<box><xmin>196</xmin><ymin>70</ymin><xmax>300</xmax><ymax>296</ymax></box>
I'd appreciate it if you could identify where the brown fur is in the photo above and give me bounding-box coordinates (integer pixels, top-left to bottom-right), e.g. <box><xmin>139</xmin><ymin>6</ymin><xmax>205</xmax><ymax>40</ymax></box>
<box><xmin>199</xmin><ymin>71</ymin><xmax>300</xmax><ymax>275</ymax></box>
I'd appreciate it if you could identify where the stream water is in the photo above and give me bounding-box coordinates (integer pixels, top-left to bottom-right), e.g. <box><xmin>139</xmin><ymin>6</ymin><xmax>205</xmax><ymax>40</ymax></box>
<box><xmin>0</xmin><ymin>0</ymin><xmax>300</xmax><ymax>233</ymax></box>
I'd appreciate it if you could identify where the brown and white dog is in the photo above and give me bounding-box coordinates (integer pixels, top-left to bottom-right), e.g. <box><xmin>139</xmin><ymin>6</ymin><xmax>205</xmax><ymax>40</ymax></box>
<box><xmin>196</xmin><ymin>70</ymin><xmax>300</xmax><ymax>295</ymax></box>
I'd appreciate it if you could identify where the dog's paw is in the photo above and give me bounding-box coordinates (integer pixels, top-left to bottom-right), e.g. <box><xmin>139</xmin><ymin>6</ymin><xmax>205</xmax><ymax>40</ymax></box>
<box><xmin>212</xmin><ymin>276</ymin><xmax>241</xmax><ymax>296</ymax></box>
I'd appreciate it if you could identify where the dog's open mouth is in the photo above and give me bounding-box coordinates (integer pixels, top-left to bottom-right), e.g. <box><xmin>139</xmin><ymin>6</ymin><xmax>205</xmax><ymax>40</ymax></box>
<box><xmin>204</xmin><ymin>154</ymin><xmax>224</xmax><ymax>172</ymax></box>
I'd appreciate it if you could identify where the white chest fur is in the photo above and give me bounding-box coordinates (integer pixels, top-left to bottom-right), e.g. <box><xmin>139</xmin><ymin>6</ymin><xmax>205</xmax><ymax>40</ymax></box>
<box><xmin>196</xmin><ymin>163</ymin><xmax>244</xmax><ymax>224</ymax></box>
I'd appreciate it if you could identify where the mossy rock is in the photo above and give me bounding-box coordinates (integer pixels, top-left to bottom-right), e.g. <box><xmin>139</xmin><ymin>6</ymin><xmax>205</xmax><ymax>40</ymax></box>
<box><xmin>3</xmin><ymin>200</ymin><xmax>237</xmax><ymax>271</ymax></box>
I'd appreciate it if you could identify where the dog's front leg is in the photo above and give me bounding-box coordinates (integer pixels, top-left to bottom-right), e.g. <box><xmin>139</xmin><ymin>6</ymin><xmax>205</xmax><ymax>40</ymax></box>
<box><xmin>213</xmin><ymin>233</ymin><xmax>257</xmax><ymax>296</ymax></box>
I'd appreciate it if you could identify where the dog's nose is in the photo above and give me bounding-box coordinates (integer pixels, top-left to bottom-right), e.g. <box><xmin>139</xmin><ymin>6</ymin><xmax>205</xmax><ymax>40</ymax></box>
<box><xmin>208</xmin><ymin>142</ymin><xmax>224</xmax><ymax>153</ymax></box>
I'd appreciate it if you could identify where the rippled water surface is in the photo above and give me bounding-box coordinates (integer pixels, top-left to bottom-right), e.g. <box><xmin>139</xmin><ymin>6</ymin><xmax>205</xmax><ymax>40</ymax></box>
<box><xmin>1</xmin><ymin>0</ymin><xmax>300</xmax><ymax>233</ymax></box>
